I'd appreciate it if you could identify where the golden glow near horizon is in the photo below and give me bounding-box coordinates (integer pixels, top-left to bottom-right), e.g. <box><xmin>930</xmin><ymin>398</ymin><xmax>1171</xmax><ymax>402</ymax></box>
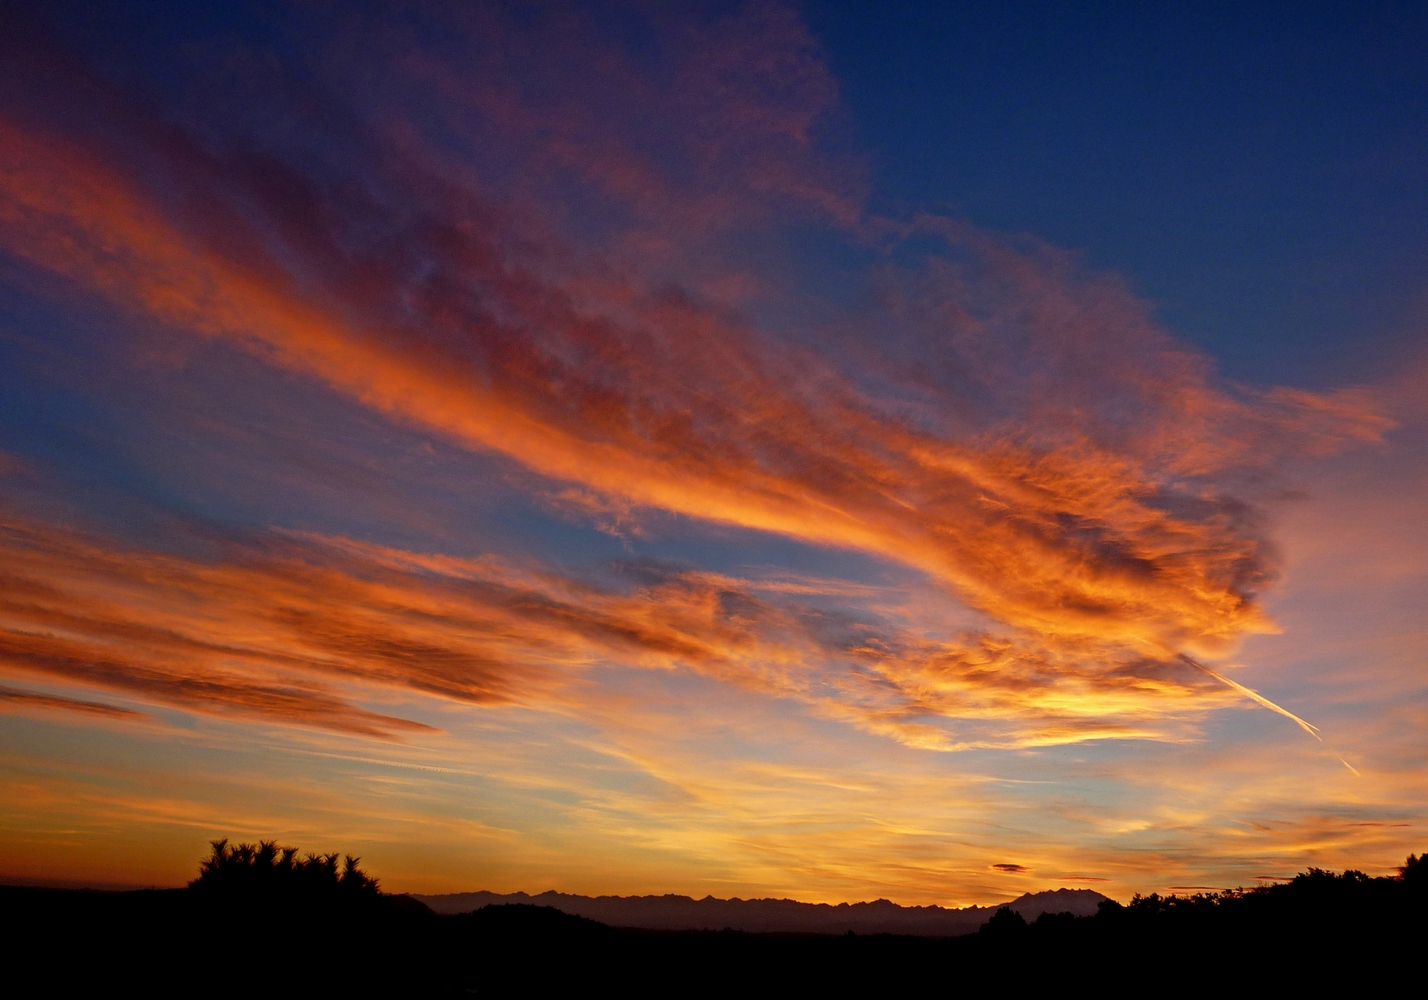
<box><xmin>0</xmin><ymin>4</ymin><xmax>1425</xmax><ymax>906</ymax></box>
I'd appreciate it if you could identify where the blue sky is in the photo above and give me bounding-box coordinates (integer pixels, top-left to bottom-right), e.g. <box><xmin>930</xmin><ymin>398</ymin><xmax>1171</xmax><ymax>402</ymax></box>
<box><xmin>809</xmin><ymin>1</ymin><xmax>1428</xmax><ymax>383</ymax></box>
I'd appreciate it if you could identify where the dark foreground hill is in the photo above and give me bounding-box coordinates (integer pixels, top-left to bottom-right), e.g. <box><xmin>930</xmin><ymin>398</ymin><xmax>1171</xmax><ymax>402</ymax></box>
<box><xmin>4</xmin><ymin>843</ymin><xmax>1427</xmax><ymax>996</ymax></box>
<box><xmin>414</xmin><ymin>885</ymin><xmax>1108</xmax><ymax>934</ymax></box>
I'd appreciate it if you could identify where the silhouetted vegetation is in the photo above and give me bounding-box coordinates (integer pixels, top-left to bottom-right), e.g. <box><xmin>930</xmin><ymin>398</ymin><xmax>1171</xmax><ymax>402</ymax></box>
<box><xmin>6</xmin><ymin>843</ymin><xmax>1427</xmax><ymax>995</ymax></box>
<box><xmin>978</xmin><ymin>904</ymin><xmax>1027</xmax><ymax>938</ymax></box>
<box><xmin>189</xmin><ymin>838</ymin><xmax>381</xmax><ymax>901</ymax></box>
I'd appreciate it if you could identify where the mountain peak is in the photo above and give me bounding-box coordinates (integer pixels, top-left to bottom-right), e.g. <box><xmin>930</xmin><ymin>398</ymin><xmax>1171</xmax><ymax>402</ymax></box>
<box><xmin>1006</xmin><ymin>888</ymin><xmax>1111</xmax><ymax>919</ymax></box>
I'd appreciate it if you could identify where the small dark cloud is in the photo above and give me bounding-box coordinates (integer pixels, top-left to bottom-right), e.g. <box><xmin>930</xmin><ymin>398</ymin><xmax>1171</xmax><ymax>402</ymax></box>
<box><xmin>992</xmin><ymin>863</ymin><xmax>1030</xmax><ymax>874</ymax></box>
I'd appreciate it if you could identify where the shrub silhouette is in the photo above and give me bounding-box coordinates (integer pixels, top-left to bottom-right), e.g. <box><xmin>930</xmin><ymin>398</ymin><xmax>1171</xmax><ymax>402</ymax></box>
<box><xmin>189</xmin><ymin>838</ymin><xmax>381</xmax><ymax>903</ymax></box>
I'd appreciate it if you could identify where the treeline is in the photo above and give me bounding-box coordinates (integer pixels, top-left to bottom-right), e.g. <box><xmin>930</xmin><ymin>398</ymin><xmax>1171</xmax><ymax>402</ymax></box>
<box><xmin>6</xmin><ymin>844</ymin><xmax>1425</xmax><ymax>995</ymax></box>
<box><xmin>976</xmin><ymin>851</ymin><xmax>1428</xmax><ymax>971</ymax></box>
<box><xmin>988</xmin><ymin>851</ymin><xmax>1422</xmax><ymax>937</ymax></box>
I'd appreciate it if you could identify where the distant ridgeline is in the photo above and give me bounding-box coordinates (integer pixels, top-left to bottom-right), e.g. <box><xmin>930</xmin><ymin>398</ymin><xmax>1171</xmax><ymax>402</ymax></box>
<box><xmin>412</xmin><ymin>886</ymin><xmax>1109</xmax><ymax>934</ymax></box>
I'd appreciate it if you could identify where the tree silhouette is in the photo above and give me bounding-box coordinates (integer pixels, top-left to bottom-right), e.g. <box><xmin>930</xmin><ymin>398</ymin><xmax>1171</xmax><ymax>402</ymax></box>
<box><xmin>1399</xmin><ymin>852</ymin><xmax>1427</xmax><ymax>889</ymax></box>
<box><xmin>979</xmin><ymin>906</ymin><xmax>1027</xmax><ymax>938</ymax></box>
<box><xmin>190</xmin><ymin>838</ymin><xmax>380</xmax><ymax>902</ymax></box>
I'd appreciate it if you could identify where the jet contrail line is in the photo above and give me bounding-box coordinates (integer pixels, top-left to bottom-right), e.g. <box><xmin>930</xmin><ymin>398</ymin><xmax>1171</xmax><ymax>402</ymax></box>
<box><xmin>1180</xmin><ymin>654</ymin><xmax>1320</xmax><ymax>738</ymax></box>
<box><xmin>1179</xmin><ymin>654</ymin><xmax>1359</xmax><ymax>775</ymax></box>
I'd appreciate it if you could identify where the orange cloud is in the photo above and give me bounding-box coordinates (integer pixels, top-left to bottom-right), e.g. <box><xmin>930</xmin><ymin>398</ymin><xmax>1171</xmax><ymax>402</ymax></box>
<box><xmin>0</xmin><ymin>519</ymin><xmax>437</xmax><ymax>737</ymax></box>
<box><xmin>0</xmin><ymin>10</ymin><xmax>1392</xmax><ymax>752</ymax></box>
<box><xmin>0</xmin><ymin>510</ymin><xmax>1268</xmax><ymax>750</ymax></box>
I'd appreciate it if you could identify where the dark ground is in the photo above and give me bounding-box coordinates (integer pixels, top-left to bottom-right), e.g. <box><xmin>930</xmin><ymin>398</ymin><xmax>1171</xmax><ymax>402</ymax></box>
<box><xmin>3</xmin><ymin>860</ymin><xmax>1425</xmax><ymax>996</ymax></box>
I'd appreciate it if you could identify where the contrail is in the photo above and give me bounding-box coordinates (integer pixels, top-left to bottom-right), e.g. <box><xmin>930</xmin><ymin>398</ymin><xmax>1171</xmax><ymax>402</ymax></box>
<box><xmin>1179</xmin><ymin>654</ymin><xmax>1360</xmax><ymax>775</ymax></box>
<box><xmin>1180</xmin><ymin>654</ymin><xmax>1320</xmax><ymax>737</ymax></box>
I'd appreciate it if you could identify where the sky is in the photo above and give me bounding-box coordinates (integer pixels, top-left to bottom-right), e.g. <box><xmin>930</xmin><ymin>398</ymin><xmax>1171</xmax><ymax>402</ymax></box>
<box><xmin>0</xmin><ymin>1</ymin><xmax>1425</xmax><ymax>905</ymax></box>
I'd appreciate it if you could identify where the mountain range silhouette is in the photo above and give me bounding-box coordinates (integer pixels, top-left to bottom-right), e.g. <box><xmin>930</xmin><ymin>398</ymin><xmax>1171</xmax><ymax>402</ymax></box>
<box><xmin>413</xmin><ymin>886</ymin><xmax>1108</xmax><ymax>935</ymax></box>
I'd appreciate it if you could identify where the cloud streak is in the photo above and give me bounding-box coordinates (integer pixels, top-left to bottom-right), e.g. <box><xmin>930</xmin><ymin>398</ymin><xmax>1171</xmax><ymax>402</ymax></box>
<box><xmin>0</xmin><ymin>511</ymin><xmax>1310</xmax><ymax>750</ymax></box>
<box><xmin>0</xmin><ymin>683</ymin><xmax>143</xmax><ymax>721</ymax></box>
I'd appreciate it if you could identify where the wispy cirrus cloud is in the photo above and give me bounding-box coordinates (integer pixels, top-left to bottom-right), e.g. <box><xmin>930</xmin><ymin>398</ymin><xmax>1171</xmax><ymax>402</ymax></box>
<box><xmin>0</xmin><ymin>511</ymin><xmax>1320</xmax><ymax>750</ymax></box>
<box><xmin>0</xmin><ymin>2</ymin><xmax>1393</xmax><ymax>757</ymax></box>
<box><xmin>0</xmin><ymin>520</ymin><xmax>437</xmax><ymax>737</ymax></box>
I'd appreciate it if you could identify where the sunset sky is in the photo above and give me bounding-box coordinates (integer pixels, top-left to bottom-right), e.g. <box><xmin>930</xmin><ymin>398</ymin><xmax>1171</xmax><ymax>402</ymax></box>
<box><xmin>1</xmin><ymin>1</ymin><xmax>1426</xmax><ymax>905</ymax></box>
